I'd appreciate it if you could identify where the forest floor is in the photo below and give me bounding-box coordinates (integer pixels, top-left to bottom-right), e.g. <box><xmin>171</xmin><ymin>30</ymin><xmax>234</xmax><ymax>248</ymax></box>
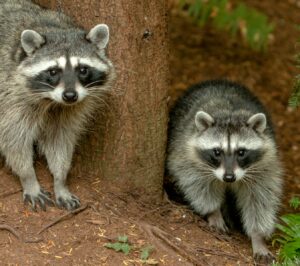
<box><xmin>0</xmin><ymin>0</ymin><xmax>300</xmax><ymax>265</ymax></box>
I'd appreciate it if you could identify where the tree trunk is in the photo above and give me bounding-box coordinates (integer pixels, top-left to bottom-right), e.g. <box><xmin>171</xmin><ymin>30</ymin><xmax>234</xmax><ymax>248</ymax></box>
<box><xmin>34</xmin><ymin>0</ymin><xmax>169</xmax><ymax>199</ymax></box>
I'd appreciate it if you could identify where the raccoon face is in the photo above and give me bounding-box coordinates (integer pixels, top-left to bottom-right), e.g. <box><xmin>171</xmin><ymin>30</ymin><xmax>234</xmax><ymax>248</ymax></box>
<box><xmin>192</xmin><ymin>111</ymin><xmax>267</xmax><ymax>183</ymax></box>
<box><xmin>18</xmin><ymin>24</ymin><xmax>112</xmax><ymax>105</ymax></box>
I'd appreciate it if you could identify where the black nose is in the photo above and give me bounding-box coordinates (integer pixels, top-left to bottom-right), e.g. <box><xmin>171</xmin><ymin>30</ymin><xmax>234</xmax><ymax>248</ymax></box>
<box><xmin>223</xmin><ymin>174</ymin><xmax>236</xmax><ymax>183</ymax></box>
<box><xmin>62</xmin><ymin>90</ymin><xmax>78</xmax><ymax>103</ymax></box>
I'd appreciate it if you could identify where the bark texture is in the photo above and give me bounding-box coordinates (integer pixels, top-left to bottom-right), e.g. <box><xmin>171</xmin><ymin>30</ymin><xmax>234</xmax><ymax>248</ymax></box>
<box><xmin>34</xmin><ymin>0</ymin><xmax>169</xmax><ymax>198</ymax></box>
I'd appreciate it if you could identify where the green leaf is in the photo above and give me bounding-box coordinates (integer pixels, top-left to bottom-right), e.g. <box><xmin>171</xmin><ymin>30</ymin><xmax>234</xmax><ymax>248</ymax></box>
<box><xmin>273</xmin><ymin>210</ymin><xmax>300</xmax><ymax>264</ymax></box>
<box><xmin>290</xmin><ymin>197</ymin><xmax>300</xmax><ymax>209</ymax></box>
<box><xmin>180</xmin><ymin>0</ymin><xmax>273</xmax><ymax>51</ymax></box>
<box><xmin>289</xmin><ymin>76</ymin><xmax>300</xmax><ymax>107</ymax></box>
<box><xmin>118</xmin><ymin>235</ymin><xmax>128</xmax><ymax>243</ymax></box>
<box><xmin>140</xmin><ymin>246</ymin><xmax>154</xmax><ymax>260</ymax></box>
<box><xmin>104</xmin><ymin>242</ymin><xmax>132</xmax><ymax>255</ymax></box>
<box><xmin>104</xmin><ymin>235</ymin><xmax>132</xmax><ymax>255</ymax></box>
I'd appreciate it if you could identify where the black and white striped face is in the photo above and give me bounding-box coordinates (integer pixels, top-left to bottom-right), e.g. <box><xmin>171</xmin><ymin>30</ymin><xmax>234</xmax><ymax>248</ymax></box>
<box><xmin>22</xmin><ymin>55</ymin><xmax>109</xmax><ymax>104</ymax></box>
<box><xmin>18</xmin><ymin>24</ymin><xmax>112</xmax><ymax>105</ymax></box>
<box><xmin>190</xmin><ymin>111</ymin><xmax>267</xmax><ymax>183</ymax></box>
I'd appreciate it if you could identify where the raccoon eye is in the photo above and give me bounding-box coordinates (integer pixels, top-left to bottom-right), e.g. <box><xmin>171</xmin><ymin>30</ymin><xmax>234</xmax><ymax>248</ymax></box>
<box><xmin>48</xmin><ymin>68</ymin><xmax>59</xmax><ymax>76</ymax></box>
<box><xmin>79</xmin><ymin>67</ymin><xmax>88</xmax><ymax>76</ymax></box>
<box><xmin>237</xmin><ymin>149</ymin><xmax>246</xmax><ymax>157</ymax></box>
<box><xmin>213</xmin><ymin>148</ymin><xmax>221</xmax><ymax>157</ymax></box>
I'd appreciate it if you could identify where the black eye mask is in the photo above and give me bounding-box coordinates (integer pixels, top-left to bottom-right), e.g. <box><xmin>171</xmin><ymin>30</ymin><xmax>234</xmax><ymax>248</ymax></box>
<box><xmin>76</xmin><ymin>65</ymin><xmax>107</xmax><ymax>88</ymax></box>
<box><xmin>28</xmin><ymin>67</ymin><xmax>62</xmax><ymax>91</ymax></box>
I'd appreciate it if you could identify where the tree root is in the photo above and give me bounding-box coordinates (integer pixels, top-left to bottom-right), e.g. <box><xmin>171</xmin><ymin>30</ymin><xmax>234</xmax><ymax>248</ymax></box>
<box><xmin>196</xmin><ymin>247</ymin><xmax>240</xmax><ymax>260</ymax></box>
<box><xmin>0</xmin><ymin>189</ymin><xmax>22</xmax><ymax>199</ymax></box>
<box><xmin>140</xmin><ymin>221</ymin><xmax>208</xmax><ymax>266</ymax></box>
<box><xmin>0</xmin><ymin>224</ymin><xmax>43</xmax><ymax>243</ymax></box>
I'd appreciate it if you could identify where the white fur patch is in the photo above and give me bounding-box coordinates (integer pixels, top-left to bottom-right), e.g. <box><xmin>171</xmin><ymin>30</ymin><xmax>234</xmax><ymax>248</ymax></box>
<box><xmin>76</xmin><ymin>83</ymin><xmax>88</xmax><ymax>102</ymax></box>
<box><xmin>48</xmin><ymin>83</ymin><xmax>88</xmax><ymax>104</ymax></box>
<box><xmin>48</xmin><ymin>86</ymin><xmax>64</xmax><ymax>103</ymax></box>
<box><xmin>214</xmin><ymin>167</ymin><xmax>225</xmax><ymax>181</ymax></box>
<box><xmin>189</xmin><ymin>134</ymin><xmax>228</xmax><ymax>152</ymax></box>
<box><xmin>57</xmin><ymin>57</ymin><xmax>67</xmax><ymax>69</ymax></box>
<box><xmin>70</xmin><ymin>57</ymin><xmax>78</xmax><ymax>68</ymax></box>
<box><xmin>20</xmin><ymin>60</ymin><xmax>58</xmax><ymax>77</ymax></box>
<box><xmin>70</xmin><ymin>57</ymin><xmax>108</xmax><ymax>71</ymax></box>
<box><xmin>230</xmin><ymin>134</ymin><xmax>263</xmax><ymax>151</ymax></box>
<box><xmin>20</xmin><ymin>56</ymin><xmax>67</xmax><ymax>77</ymax></box>
<box><xmin>229</xmin><ymin>135</ymin><xmax>238</xmax><ymax>151</ymax></box>
<box><xmin>234</xmin><ymin>167</ymin><xmax>246</xmax><ymax>181</ymax></box>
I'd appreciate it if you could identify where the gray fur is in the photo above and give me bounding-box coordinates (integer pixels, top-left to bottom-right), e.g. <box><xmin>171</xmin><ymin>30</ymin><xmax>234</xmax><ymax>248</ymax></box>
<box><xmin>0</xmin><ymin>0</ymin><xmax>115</xmax><ymax>210</ymax></box>
<box><xmin>21</xmin><ymin>30</ymin><xmax>45</xmax><ymax>55</ymax></box>
<box><xmin>166</xmin><ymin>80</ymin><xmax>283</xmax><ymax>263</ymax></box>
<box><xmin>87</xmin><ymin>24</ymin><xmax>110</xmax><ymax>50</ymax></box>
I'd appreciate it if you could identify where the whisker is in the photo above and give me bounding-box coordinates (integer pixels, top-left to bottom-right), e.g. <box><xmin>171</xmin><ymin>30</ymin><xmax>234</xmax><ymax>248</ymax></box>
<box><xmin>36</xmin><ymin>81</ymin><xmax>56</xmax><ymax>90</ymax></box>
<box><xmin>84</xmin><ymin>80</ymin><xmax>106</xmax><ymax>88</ymax></box>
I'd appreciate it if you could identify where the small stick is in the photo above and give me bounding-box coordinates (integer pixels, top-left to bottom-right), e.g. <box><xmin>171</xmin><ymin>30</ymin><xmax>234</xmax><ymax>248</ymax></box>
<box><xmin>37</xmin><ymin>204</ymin><xmax>89</xmax><ymax>235</ymax></box>
<box><xmin>0</xmin><ymin>224</ymin><xmax>43</xmax><ymax>243</ymax></box>
<box><xmin>0</xmin><ymin>189</ymin><xmax>22</xmax><ymax>199</ymax></box>
<box><xmin>0</xmin><ymin>224</ymin><xmax>22</xmax><ymax>239</ymax></box>
<box><xmin>197</xmin><ymin>247</ymin><xmax>240</xmax><ymax>260</ymax></box>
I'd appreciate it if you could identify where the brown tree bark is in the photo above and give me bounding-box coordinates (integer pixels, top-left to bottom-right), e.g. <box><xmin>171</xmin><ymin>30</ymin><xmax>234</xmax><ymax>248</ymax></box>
<box><xmin>34</xmin><ymin>0</ymin><xmax>169</xmax><ymax>199</ymax></box>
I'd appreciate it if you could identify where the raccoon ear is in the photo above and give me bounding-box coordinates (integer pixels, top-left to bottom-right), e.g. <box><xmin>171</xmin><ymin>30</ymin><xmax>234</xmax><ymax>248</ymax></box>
<box><xmin>195</xmin><ymin>111</ymin><xmax>214</xmax><ymax>132</ymax></box>
<box><xmin>21</xmin><ymin>30</ymin><xmax>45</xmax><ymax>55</ymax></box>
<box><xmin>86</xmin><ymin>24</ymin><xmax>109</xmax><ymax>50</ymax></box>
<box><xmin>247</xmin><ymin>113</ymin><xmax>267</xmax><ymax>133</ymax></box>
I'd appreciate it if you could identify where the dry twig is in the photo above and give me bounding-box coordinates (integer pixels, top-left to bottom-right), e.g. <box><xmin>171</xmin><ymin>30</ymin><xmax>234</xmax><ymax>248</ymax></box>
<box><xmin>0</xmin><ymin>224</ymin><xmax>43</xmax><ymax>243</ymax></box>
<box><xmin>197</xmin><ymin>246</ymin><xmax>240</xmax><ymax>260</ymax></box>
<box><xmin>37</xmin><ymin>204</ymin><xmax>89</xmax><ymax>235</ymax></box>
<box><xmin>0</xmin><ymin>189</ymin><xmax>22</xmax><ymax>199</ymax></box>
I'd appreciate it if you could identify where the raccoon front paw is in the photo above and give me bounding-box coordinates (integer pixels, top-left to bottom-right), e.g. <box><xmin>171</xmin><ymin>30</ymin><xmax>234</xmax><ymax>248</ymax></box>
<box><xmin>252</xmin><ymin>233</ymin><xmax>275</xmax><ymax>265</ymax></box>
<box><xmin>23</xmin><ymin>189</ymin><xmax>54</xmax><ymax>211</ymax></box>
<box><xmin>254</xmin><ymin>251</ymin><xmax>275</xmax><ymax>265</ymax></box>
<box><xmin>207</xmin><ymin>210</ymin><xmax>228</xmax><ymax>233</ymax></box>
<box><xmin>56</xmin><ymin>192</ymin><xmax>80</xmax><ymax>210</ymax></box>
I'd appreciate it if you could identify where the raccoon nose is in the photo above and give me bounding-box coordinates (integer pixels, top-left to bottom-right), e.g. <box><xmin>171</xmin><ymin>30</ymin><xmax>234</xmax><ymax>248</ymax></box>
<box><xmin>62</xmin><ymin>90</ymin><xmax>78</xmax><ymax>103</ymax></box>
<box><xmin>223</xmin><ymin>174</ymin><xmax>236</xmax><ymax>183</ymax></box>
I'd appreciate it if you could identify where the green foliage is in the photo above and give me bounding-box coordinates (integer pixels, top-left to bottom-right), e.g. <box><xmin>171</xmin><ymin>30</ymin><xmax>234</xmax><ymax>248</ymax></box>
<box><xmin>140</xmin><ymin>246</ymin><xmax>154</xmax><ymax>261</ymax></box>
<box><xmin>117</xmin><ymin>235</ymin><xmax>129</xmax><ymax>243</ymax></box>
<box><xmin>104</xmin><ymin>235</ymin><xmax>156</xmax><ymax>262</ymax></box>
<box><xmin>180</xmin><ymin>0</ymin><xmax>274</xmax><ymax>51</ymax></box>
<box><xmin>289</xmin><ymin>53</ymin><xmax>300</xmax><ymax>108</ymax></box>
<box><xmin>104</xmin><ymin>235</ymin><xmax>132</xmax><ymax>255</ymax></box>
<box><xmin>289</xmin><ymin>78</ymin><xmax>300</xmax><ymax>108</ymax></box>
<box><xmin>273</xmin><ymin>199</ymin><xmax>300</xmax><ymax>264</ymax></box>
<box><xmin>290</xmin><ymin>197</ymin><xmax>300</xmax><ymax>209</ymax></box>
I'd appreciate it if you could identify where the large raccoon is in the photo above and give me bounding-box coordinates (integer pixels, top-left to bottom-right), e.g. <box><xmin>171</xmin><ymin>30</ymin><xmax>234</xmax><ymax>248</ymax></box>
<box><xmin>0</xmin><ymin>1</ymin><xmax>115</xmax><ymax>210</ymax></box>
<box><xmin>166</xmin><ymin>80</ymin><xmax>283</xmax><ymax>263</ymax></box>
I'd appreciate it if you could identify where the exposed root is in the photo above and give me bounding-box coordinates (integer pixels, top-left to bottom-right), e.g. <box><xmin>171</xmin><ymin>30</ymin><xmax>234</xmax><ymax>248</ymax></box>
<box><xmin>0</xmin><ymin>189</ymin><xmax>22</xmax><ymax>199</ymax></box>
<box><xmin>196</xmin><ymin>247</ymin><xmax>240</xmax><ymax>260</ymax></box>
<box><xmin>0</xmin><ymin>224</ymin><xmax>43</xmax><ymax>243</ymax></box>
<box><xmin>140</xmin><ymin>221</ymin><xmax>207</xmax><ymax>266</ymax></box>
<box><xmin>37</xmin><ymin>204</ymin><xmax>89</xmax><ymax>235</ymax></box>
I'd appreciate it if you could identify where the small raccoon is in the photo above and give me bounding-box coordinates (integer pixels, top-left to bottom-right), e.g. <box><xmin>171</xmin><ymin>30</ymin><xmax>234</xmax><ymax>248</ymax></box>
<box><xmin>166</xmin><ymin>80</ymin><xmax>283</xmax><ymax>263</ymax></box>
<box><xmin>0</xmin><ymin>1</ymin><xmax>115</xmax><ymax>210</ymax></box>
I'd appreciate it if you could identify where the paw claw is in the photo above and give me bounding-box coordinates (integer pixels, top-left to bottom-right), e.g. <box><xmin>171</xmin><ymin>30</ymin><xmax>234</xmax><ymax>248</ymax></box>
<box><xmin>56</xmin><ymin>193</ymin><xmax>80</xmax><ymax>210</ymax></box>
<box><xmin>254</xmin><ymin>252</ymin><xmax>275</xmax><ymax>265</ymax></box>
<box><xmin>207</xmin><ymin>210</ymin><xmax>228</xmax><ymax>233</ymax></box>
<box><xmin>23</xmin><ymin>188</ymin><xmax>54</xmax><ymax>211</ymax></box>
<box><xmin>209</xmin><ymin>224</ymin><xmax>228</xmax><ymax>233</ymax></box>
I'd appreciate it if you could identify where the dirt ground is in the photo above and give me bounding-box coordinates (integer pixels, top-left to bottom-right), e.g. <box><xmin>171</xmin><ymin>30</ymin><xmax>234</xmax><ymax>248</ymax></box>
<box><xmin>0</xmin><ymin>1</ymin><xmax>300</xmax><ymax>265</ymax></box>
